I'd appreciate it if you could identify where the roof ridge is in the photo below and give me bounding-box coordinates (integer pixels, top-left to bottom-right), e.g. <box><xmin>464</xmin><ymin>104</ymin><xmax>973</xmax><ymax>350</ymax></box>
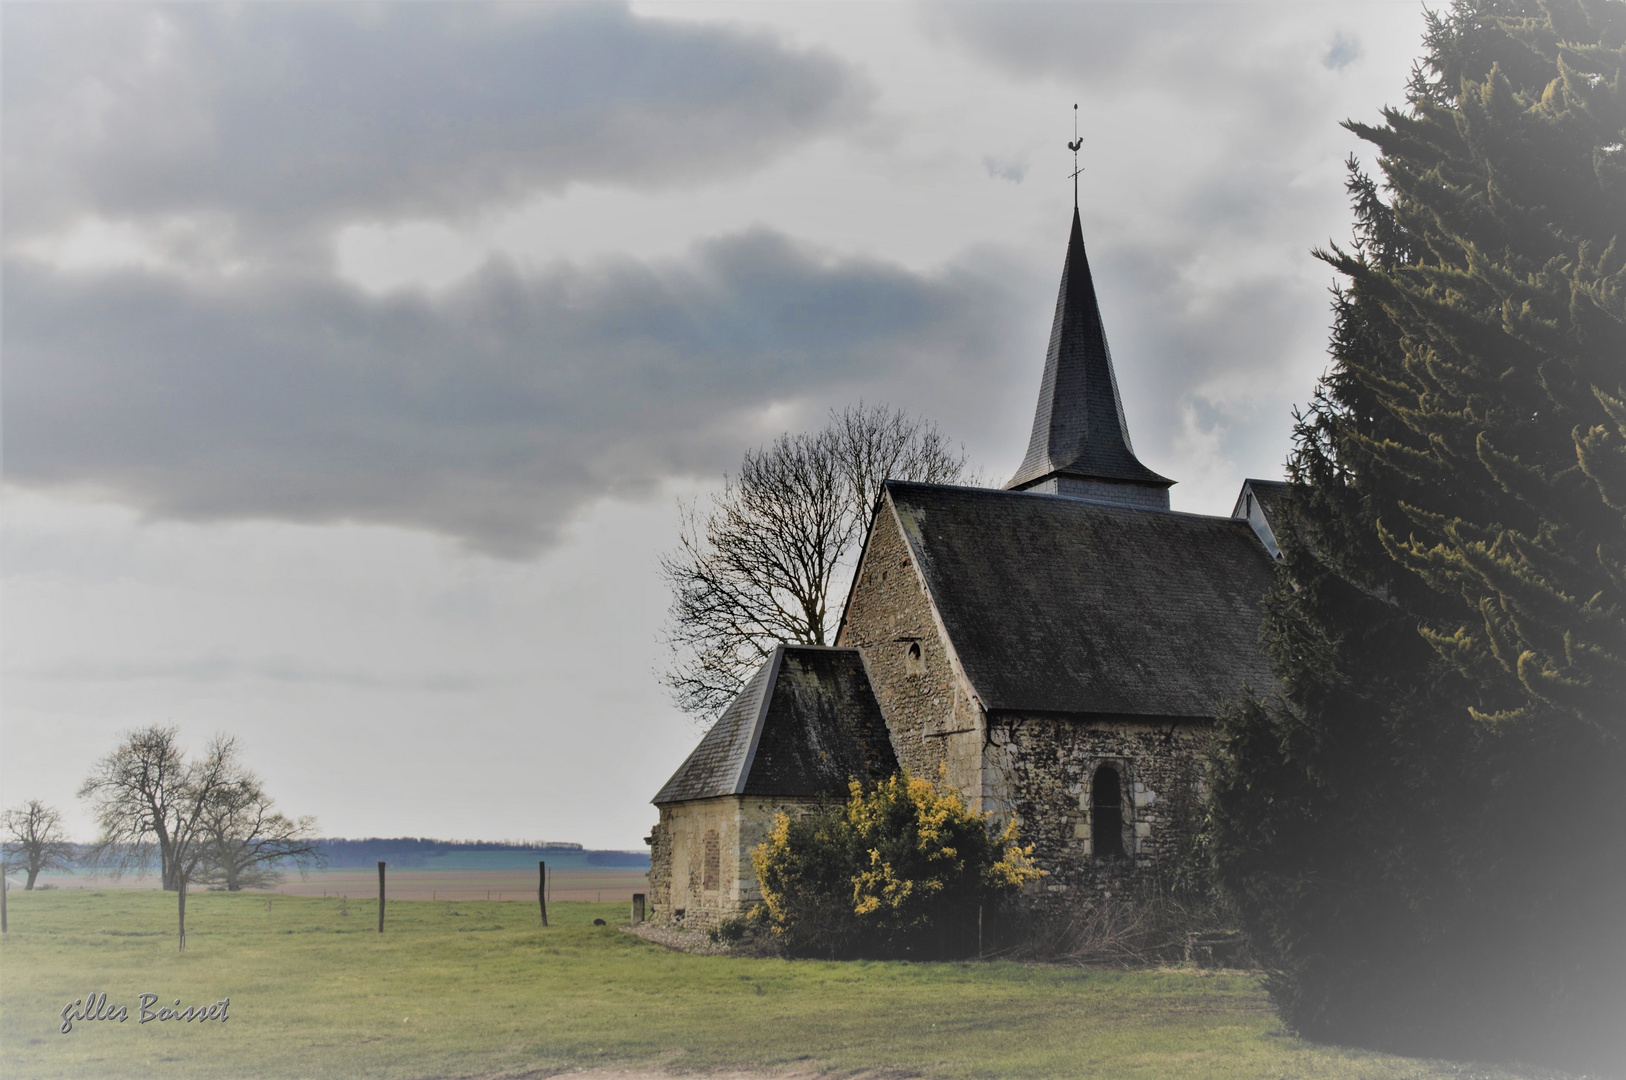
<box><xmin>885</xmin><ymin>479</ymin><xmax>1256</xmax><ymax>527</ymax></box>
<box><xmin>732</xmin><ymin>644</ymin><xmax>785</xmax><ymax>796</ymax></box>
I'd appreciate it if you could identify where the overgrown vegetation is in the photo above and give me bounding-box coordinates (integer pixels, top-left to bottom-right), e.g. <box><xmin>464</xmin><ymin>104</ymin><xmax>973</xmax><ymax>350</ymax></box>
<box><xmin>1207</xmin><ymin>0</ymin><xmax>1626</xmax><ymax>1071</ymax></box>
<box><xmin>751</xmin><ymin>772</ymin><xmax>1041</xmax><ymax>959</ymax></box>
<box><xmin>1001</xmin><ymin>886</ymin><xmax>1247</xmax><ymax>969</ymax></box>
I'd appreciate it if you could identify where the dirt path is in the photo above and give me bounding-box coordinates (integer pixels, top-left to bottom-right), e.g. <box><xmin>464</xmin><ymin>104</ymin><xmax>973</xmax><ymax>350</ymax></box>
<box><xmin>446</xmin><ymin>1068</ymin><xmax>920</xmax><ymax>1080</ymax></box>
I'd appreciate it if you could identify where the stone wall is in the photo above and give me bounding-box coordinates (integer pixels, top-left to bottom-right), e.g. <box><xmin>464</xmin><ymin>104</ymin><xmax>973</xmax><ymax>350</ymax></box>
<box><xmin>836</xmin><ymin>500</ymin><xmax>986</xmax><ymax>806</ymax></box>
<box><xmin>984</xmin><ymin>713</ymin><xmax>1212</xmax><ymax>903</ymax></box>
<box><xmin>645</xmin><ymin>794</ymin><xmax>827</xmax><ymax>931</ymax></box>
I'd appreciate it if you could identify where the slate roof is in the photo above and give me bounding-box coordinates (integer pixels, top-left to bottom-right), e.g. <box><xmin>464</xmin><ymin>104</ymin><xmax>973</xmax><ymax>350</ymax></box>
<box><xmin>884</xmin><ymin>481</ymin><xmax>1279</xmax><ymax>718</ymax></box>
<box><xmin>653</xmin><ymin>645</ymin><xmax>898</xmax><ymax>805</ymax></box>
<box><xmin>1007</xmin><ymin>209</ymin><xmax>1172</xmax><ymax>496</ymax></box>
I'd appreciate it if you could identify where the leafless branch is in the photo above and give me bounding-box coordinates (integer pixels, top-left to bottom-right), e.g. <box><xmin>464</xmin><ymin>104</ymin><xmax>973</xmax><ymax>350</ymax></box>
<box><xmin>661</xmin><ymin>403</ymin><xmax>973</xmax><ymax>717</ymax></box>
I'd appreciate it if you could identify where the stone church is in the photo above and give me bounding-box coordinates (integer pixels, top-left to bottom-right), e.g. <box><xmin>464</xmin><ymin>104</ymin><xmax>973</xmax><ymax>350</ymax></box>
<box><xmin>646</xmin><ymin>209</ymin><xmax>1285</xmax><ymax>928</ymax></box>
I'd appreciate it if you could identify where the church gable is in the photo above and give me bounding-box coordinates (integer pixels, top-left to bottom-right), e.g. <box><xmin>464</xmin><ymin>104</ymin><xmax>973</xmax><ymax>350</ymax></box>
<box><xmin>836</xmin><ymin>496</ymin><xmax>986</xmax><ymax>790</ymax></box>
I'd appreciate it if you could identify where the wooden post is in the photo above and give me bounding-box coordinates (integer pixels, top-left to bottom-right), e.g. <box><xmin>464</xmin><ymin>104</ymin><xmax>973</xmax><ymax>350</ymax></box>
<box><xmin>177</xmin><ymin>883</ymin><xmax>187</xmax><ymax>952</ymax></box>
<box><xmin>631</xmin><ymin>892</ymin><xmax>645</xmax><ymax>924</ymax></box>
<box><xmin>377</xmin><ymin>861</ymin><xmax>386</xmax><ymax>933</ymax></box>
<box><xmin>538</xmin><ymin>861</ymin><xmax>548</xmax><ymax>927</ymax></box>
<box><xmin>2</xmin><ymin>866</ymin><xmax>8</xmax><ymax>934</ymax></box>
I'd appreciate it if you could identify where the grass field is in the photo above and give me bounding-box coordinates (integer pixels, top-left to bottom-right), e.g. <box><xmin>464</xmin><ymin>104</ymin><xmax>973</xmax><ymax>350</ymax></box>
<box><xmin>0</xmin><ymin>888</ymin><xmax>1546</xmax><ymax>1080</ymax></box>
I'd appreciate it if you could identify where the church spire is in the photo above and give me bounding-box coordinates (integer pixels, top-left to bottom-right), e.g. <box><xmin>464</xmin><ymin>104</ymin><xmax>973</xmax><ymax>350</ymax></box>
<box><xmin>1004</xmin><ymin>208</ymin><xmax>1173</xmax><ymax>508</ymax></box>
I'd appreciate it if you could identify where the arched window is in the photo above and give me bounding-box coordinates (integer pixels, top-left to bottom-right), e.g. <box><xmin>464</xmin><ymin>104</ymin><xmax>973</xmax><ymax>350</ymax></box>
<box><xmin>904</xmin><ymin>640</ymin><xmax>924</xmax><ymax>675</ymax></box>
<box><xmin>1091</xmin><ymin>765</ymin><xmax>1125</xmax><ymax>859</ymax></box>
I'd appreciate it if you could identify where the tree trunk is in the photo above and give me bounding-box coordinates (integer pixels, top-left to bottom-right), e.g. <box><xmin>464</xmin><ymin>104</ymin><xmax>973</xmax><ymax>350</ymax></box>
<box><xmin>177</xmin><ymin>882</ymin><xmax>187</xmax><ymax>951</ymax></box>
<box><xmin>25</xmin><ymin>867</ymin><xmax>39</xmax><ymax>890</ymax></box>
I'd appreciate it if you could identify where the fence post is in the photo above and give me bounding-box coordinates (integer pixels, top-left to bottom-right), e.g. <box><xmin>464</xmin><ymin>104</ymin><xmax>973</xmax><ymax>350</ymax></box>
<box><xmin>2</xmin><ymin>866</ymin><xmax>8</xmax><ymax>934</ymax></box>
<box><xmin>631</xmin><ymin>892</ymin><xmax>645</xmax><ymax>924</ymax></box>
<box><xmin>543</xmin><ymin>858</ymin><xmax>556</xmax><ymax>930</ymax></box>
<box><xmin>538</xmin><ymin>861</ymin><xmax>548</xmax><ymax>927</ymax></box>
<box><xmin>378</xmin><ymin>861</ymin><xmax>386</xmax><ymax>933</ymax></box>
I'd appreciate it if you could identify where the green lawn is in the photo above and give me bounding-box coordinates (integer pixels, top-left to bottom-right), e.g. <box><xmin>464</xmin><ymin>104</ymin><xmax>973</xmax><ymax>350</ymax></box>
<box><xmin>0</xmin><ymin>889</ymin><xmax>1535</xmax><ymax>1080</ymax></box>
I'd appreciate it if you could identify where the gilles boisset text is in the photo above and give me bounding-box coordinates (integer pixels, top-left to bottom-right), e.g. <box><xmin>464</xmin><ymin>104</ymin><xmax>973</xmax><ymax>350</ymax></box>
<box><xmin>60</xmin><ymin>992</ymin><xmax>230</xmax><ymax>1033</ymax></box>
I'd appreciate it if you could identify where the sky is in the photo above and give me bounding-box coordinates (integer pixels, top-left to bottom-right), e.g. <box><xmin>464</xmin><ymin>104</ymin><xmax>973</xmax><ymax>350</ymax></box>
<box><xmin>3</xmin><ymin>0</ymin><xmax>1426</xmax><ymax>850</ymax></box>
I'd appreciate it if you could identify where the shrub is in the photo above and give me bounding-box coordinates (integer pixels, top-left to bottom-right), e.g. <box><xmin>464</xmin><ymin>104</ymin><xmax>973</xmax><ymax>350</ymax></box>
<box><xmin>752</xmin><ymin>772</ymin><xmax>1041</xmax><ymax>959</ymax></box>
<box><xmin>1004</xmin><ymin>884</ymin><xmax>1245</xmax><ymax>968</ymax></box>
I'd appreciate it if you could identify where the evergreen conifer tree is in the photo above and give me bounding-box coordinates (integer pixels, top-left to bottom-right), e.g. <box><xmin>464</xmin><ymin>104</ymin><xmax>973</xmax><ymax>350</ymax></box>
<box><xmin>1208</xmin><ymin>1</ymin><xmax>1626</xmax><ymax>1068</ymax></box>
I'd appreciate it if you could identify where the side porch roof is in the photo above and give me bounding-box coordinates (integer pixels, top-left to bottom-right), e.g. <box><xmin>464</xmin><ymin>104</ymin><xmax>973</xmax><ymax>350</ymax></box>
<box><xmin>653</xmin><ymin>645</ymin><xmax>898</xmax><ymax>806</ymax></box>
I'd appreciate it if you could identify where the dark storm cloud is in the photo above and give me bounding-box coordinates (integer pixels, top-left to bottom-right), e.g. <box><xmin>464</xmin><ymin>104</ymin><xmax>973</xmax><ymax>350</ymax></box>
<box><xmin>3</xmin><ymin>3</ymin><xmax>869</xmax><ymax>242</ymax></box>
<box><xmin>4</xmin><ymin>235</ymin><xmax>1024</xmax><ymax>556</ymax></box>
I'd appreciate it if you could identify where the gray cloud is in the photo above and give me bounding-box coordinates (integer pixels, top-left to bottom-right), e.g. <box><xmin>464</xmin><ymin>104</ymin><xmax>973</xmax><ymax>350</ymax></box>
<box><xmin>19</xmin><ymin>655</ymin><xmax>479</xmax><ymax>692</ymax></box>
<box><xmin>3</xmin><ymin>3</ymin><xmax>869</xmax><ymax>243</ymax></box>
<box><xmin>919</xmin><ymin>3</ymin><xmax>1365</xmax><ymax>152</ymax></box>
<box><xmin>919</xmin><ymin>3</ymin><xmax>1230</xmax><ymax>88</ymax></box>
<box><xmin>4</xmin><ymin>234</ymin><xmax>1025</xmax><ymax>556</ymax></box>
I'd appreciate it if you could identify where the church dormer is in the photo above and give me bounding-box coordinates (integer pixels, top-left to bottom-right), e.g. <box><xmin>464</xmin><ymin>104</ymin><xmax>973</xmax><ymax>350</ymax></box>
<box><xmin>1005</xmin><ymin>209</ymin><xmax>1174</xmax><ymax>510</ymax></box>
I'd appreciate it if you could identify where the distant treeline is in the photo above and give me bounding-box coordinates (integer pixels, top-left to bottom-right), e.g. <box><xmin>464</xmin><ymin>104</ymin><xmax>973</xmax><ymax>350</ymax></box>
<box><xmin>313</xmin><ymin>838</ymin><xmax>648</xmax><ymax>869</ymax></box>
<box><xmin>14</xmin><ymin>838</ymin><xmax>651</xmax><ymax>876</ymax></box>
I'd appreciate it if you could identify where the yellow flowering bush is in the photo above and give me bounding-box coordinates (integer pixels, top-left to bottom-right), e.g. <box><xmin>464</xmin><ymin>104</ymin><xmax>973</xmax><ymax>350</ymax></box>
<box><xmin>752</xmin><ymin>771</ymin><xmax>1041</xmax><ymax>958</ymax></box>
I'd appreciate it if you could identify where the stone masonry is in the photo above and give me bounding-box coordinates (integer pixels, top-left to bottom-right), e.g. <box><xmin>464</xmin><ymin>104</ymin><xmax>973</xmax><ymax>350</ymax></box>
<box><xmin>835</xmin><ymin>501</ymin><xmax>985</xmax><ymax>801</ymax></box>
<box><xmin>646</xmin><ymin>795</ymin><xmax>835</xmax><ymax>931</ymax></box>
<box><xmin>984</xmin><ymin>715</ymin><xmax>1211</xmax><ymax>900</ymax></box>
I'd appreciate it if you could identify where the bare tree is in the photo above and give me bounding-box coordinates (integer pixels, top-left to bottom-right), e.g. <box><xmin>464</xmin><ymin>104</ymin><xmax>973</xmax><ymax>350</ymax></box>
<box><xmin>79</xmin><ymin>727</ymin><xmax>290</xmax><ymax>949</ymax></box>
<box><xmin>1</xmin><ymin>800</ymin><xmax>76</xmax><ymax>889</ymax></box>
<box><xmin>196</xmin><ymin>772</ymin><xmax>321</xmax><ymax>891</ymax></box>
<box><xmin>78</xmin><ymin>725</ymin><xmax>189</xmax><ymax>889</ymax></box>
<box><xmin>661</xmin><ymin>403</ymin><xmax>973</xmax><ymax>717</ymax></box>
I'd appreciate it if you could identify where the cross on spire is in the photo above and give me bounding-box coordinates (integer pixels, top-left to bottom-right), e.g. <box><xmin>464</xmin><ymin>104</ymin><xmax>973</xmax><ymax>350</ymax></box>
<box><xmin>1067</xmin><ymin>103</ymin><xmax>1084</xmax><ymax>209</ymax></box>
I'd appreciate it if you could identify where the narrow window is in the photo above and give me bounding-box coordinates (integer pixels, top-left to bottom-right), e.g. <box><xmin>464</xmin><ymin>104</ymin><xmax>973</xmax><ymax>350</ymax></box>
<box><xmin>1091</xmin><ymin>765</ymin><xmax>1125</xmax><ymax>859</ymax></box>
<box><xmin>702</xmin><ymin>829</ymin><xmax>720</xmax><ymax>891</ymax></box>
<box><xmin>905</xmin><ymin>640</ymin><xmax>924</xmax><ymax>674</ymax></box>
